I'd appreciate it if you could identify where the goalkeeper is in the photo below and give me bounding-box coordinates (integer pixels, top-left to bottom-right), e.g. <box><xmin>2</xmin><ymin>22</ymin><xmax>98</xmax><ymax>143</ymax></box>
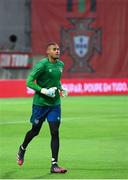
<box><xmin>17</xmin><ymin>42</ymin><xmax>68</xmax><ymax>173</ymax></box>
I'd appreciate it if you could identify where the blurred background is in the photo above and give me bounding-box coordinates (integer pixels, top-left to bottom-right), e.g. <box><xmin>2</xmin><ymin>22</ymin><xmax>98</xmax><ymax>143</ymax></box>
<box><xmin>0</xmin><ymin>0</ymin><xmax>128</xmax><ymax>97</ymax></box>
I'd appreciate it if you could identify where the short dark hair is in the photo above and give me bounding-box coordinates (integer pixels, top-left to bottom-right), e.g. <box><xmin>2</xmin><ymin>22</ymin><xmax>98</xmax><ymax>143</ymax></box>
<box><xmin>46</xmin><ymin>42</ymin><xmax>59</xmax><ymax>49</ymax></box>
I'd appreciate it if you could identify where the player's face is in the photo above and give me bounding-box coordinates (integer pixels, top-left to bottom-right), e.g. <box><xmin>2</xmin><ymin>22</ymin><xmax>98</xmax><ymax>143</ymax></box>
<box><xmin>47</xmin><ymin>45</ymin><xmax>60</xmax><ymax>60</ymax></box>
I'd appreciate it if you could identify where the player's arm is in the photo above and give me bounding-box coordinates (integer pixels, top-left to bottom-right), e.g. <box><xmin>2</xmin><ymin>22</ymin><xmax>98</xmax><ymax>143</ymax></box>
<box><xmin>26</xmin><ymin>62</ymin><xmax>57</xmax><ymax>98</ymax></box>
<box><xmin>26</xmin><ymin>75</ymin><xmax>41</xmax><ymax>92</ymax></box>
<box><xmin>58</xmin><ymin>81</ymin><xmax>68</xmax><ymax>97</ymax></box>
<box><xmin>26</xmin><ymin>62</ymin><xmax>43</xmax><ymax>92</ymax></box>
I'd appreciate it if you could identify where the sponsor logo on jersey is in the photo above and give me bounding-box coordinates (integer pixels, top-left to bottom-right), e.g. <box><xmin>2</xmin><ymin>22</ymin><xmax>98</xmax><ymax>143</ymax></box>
<box><xmin>59</xmin><ymin>67</ymin><xmax>63</xmax><ymax>73</ymax></box>
<box><xmin>49</xmin><ymin>69</ymin><xmax>52</xmax><ymax>72</ymax></box>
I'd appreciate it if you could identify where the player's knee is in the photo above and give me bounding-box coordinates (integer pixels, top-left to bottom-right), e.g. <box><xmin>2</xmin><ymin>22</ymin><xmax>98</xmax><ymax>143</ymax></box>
<box><xmin>51</xmin><ymin>129</ymin><xmax>59</xmax><ymax>137</ymax></box>
<box><xmin>49</xmin><ymin>121</ymin><xmax>60</xmax><ymax>138</ymax></box>
<box><xmin>33</xmin><ymin>129</ymin><xmax>40</xmax><ymax>136</ymax></box>
<box><xmin>31</xmin><ymin>124</ymin><xmax>42</xmax><ymax>137</ymax></box>
<box><xmin>30</xmin><ymin>128</ymin><xmax>40</xmax><ymax>137</ymax></box>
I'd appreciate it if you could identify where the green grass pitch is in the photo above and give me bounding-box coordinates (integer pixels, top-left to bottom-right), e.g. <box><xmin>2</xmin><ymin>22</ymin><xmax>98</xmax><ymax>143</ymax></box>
<box><xmin>0</xmin><ymin>96</ymin><xmax>128</xmax><ymax>179</ymax></box>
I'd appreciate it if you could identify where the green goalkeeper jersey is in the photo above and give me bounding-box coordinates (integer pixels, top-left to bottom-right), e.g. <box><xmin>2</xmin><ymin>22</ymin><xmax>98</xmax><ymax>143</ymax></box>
<box><xmin>26</xmin><ymin>57</ymin><xmax>64</xmax><ymax>106</ymax></box>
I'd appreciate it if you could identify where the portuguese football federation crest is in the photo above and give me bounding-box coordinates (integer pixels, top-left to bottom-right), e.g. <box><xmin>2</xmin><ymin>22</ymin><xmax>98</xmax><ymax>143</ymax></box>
<box><xmin>74</xmin><ymin>35</ymin><xmax>89</xmax><ymax>58</ymax></box>
<box><xmin>61</xmin><ymin>18</ymin><xmax>102</xmax><ymax>72</ymax></box>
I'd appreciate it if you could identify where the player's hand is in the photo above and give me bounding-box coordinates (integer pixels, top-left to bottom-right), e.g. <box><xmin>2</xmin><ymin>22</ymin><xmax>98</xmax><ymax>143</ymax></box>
<box><xmin>61</xmin><ymin>88</ymin><xmax>68</xmax><ymax>97</ymax></box>
<box><xmin>41</xmin><ymin>87</ymin><xmax>57</xmax><ymax>98</ymax></box>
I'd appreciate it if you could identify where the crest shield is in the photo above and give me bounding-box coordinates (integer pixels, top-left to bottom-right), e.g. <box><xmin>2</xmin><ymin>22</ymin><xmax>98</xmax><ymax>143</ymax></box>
<box><xmin>74</xmin><ymin>35</ymin><xmax>89</xmax><ymax>58</ymax></box>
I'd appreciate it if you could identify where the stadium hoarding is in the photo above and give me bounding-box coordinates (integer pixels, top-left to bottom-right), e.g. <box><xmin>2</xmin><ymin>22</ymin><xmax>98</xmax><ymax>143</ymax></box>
<box><xmin>0</xmin><ymin>79</ymin><xmax>128</xmax><ymax>98</ymax></box>
<box><xmin>0</xmin><ymin>52</ymin><xmax>32</xmax><ymax>68</ymax></box>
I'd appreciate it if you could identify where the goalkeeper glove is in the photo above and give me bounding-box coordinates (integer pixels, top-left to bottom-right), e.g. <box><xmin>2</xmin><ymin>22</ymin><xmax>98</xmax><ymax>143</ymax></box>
<box><xmin>61</xmin><ymin>87</ymin><xmax>68</xmax><ymax>97</ymax></box>
<box><xmin>41</xmin><ymin>87</ymin><xmax>57</xmax><ymax>98</ymax></box>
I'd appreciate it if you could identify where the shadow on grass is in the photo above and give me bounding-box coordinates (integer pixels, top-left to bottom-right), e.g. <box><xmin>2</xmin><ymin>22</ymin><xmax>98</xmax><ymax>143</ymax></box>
<box><xmin>1</xmin><ymin>171</ymin><xmax>16</xmax><ymax>179</ymax></box>
<box><xmin>1</xmin><ymin>171</ymin><xmax>52</xmax><ymax>179</ymax></box>
<box><xmin>32</xmin><ymin>173</ymin><xmax>54</xmax><ymax>179</ymax></box>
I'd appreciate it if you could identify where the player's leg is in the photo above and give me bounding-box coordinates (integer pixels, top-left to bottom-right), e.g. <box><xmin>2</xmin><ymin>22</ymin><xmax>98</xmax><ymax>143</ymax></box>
<box><xmin>17</xmin><ymin>105</ymin><xmax>48</xmax><ymax>166</ymax></box>
<box><xmin>47</xmin><ymin>105</ymin><xmax>67</xmax><ymax>173</ymax></box>
<box><xmin>48</xmin><ymin>121</ymin><xmax>60</xmax><ymax>165</ymax></box>
<box><xmin>17</xmin><ymin>121</ymin><xmax>43</xmax><ymax>166</ymax></box>
<box><xmin>21</xmin><ymin>121</ymin><xmax>43</xmax><ymax>149</ymax></box>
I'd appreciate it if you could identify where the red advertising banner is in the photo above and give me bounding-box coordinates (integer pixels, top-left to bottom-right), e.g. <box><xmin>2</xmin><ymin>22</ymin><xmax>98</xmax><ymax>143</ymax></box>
<box><xmin>32</xmin><ymin>0</ymin><xmax>128</xmax><ymax>78</ymax></box>
<box><xmin>0</xmin><ymin>79</ymin><xmax>128</xmax><ymax>98</ymax></box>
<box><xmin>61</xmin><ymin>78</ymin><xmax>128</xmax><ymax>96</ymax></box>
<box><xmin>0</xmin><ymin>52</ymin><xmax>32</xmax><ymax>68</ymax></box>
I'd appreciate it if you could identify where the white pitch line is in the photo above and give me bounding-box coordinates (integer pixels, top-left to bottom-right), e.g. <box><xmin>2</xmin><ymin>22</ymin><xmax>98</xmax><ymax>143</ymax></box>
<box><xmin>0</xmin><ymin>114</ymin><xmax>127</xmax><ymax>125</ymax></box>
<box><xmin>0</xmin><ymin>121</ymin><xmax>28</xmax><ymax>125</ymax></box>
<box><xmin>0</xmin><ymin>117</ymin><xmax>81</xmax><ymax>125</ymax></box>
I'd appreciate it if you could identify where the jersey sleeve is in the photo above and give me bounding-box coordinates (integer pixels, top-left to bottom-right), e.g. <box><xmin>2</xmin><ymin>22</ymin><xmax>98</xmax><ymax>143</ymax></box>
<box><xmin>58</xmin><ymin>61</ymin><xmax>64</xmax><ymax>90</ymax></box>
<box><xmin>58</xmin><ymin>81</ymin><xmax>63</xmax><ymax>90</ymax></box>
<box><xmin>26</xmin><ymin>61</ymin><xmax>44</xmax><ymax>92</ymax></box>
